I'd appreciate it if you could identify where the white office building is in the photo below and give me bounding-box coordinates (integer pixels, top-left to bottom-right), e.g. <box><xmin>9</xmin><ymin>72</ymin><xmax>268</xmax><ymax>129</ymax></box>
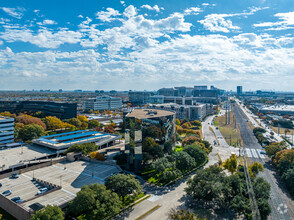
<box><xmin>0</xmin><ymin>116</ymin><xmax>14</xmax><ymax>146</ymax></box>
<box><xmin>84</xmin><ymin>96</ymin><xmax>122</xmax><ymax>111</ymax></box>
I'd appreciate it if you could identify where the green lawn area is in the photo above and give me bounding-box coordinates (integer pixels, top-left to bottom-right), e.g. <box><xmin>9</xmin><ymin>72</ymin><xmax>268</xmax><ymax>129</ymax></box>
<box><xmin>174</xmin><ymin>145</ymin><xmax>183</xmax><ymax>152</ymax></box>
<box><xmin>0</xmin><ymin>208</ymin><xmax>15</xmax><ymax>220</ymax></box>
<box><xmin>121</xmin><ymin>193</ymin><xmax>145</xmax><ymax>207</ymax></box>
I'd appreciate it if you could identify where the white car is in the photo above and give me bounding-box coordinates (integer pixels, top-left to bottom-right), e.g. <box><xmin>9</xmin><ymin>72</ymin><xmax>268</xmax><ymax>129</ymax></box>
<box><xmin>37</xmin><ymin>187</ymin><xmax>48</xmax><ymax>195</ymax></box>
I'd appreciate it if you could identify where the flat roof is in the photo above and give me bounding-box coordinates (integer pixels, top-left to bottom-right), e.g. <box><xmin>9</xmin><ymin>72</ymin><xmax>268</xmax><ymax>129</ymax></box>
<box><xmin>0</xmin><ymin>145</ymin><xmax>56</xmax><ymax>171</ymax></box>
<box><xmin>127</xmin><ymin>108</ymin><xmax>175</xmax><ymax>119</ymax></box>
<box><xmin>260</xmin><ymin>105</ymin><xmax>294</xmax><ymax>112</ymax></box>
<box><xmin>33</xmin><ymin>130</ymin><xmax>121</xmax><ymax>150</ymax></box>
<box><xmin>0</xmin><ymin>160</ymin><xmax>120</xmax><ymax>211</ymax></box>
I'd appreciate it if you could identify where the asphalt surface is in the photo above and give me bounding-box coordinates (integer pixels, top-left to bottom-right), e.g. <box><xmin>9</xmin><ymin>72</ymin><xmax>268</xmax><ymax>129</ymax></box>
<box><xmin>234</xmin><ymin>104</ymin><xmax>294</xmax><ymax>220</ymax></box>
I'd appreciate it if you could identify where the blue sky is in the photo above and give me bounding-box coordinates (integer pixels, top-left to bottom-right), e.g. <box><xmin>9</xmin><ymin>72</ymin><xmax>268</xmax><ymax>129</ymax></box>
<box><xmin>0</xmin><ymin>0</ymin><xmax>293</xmax><ymax>91</ymax></box>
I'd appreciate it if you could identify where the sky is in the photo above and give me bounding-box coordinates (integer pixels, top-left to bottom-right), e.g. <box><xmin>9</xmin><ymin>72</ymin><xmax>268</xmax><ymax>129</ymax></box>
<box><xmin>0</xmin><ymin>0</ymin><xmax>294</xmax><ymax>91</ymax></box>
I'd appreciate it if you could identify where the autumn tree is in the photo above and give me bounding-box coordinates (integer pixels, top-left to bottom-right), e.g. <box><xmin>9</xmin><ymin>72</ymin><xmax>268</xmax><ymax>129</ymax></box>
<box><xmin>18</xmin><ymin>124</ymin><xmax>45</xmax><ymax>141</ymax></box>
<box><xmin>16</xmin><ymin>114</ymin><xmax>46</xmax><ymax>130</ymax></box>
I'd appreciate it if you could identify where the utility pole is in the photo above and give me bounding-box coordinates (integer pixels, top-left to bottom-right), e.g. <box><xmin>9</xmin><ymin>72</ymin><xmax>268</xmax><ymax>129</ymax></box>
<box><xmin>225</xmin><ymin>101</ymin><xmax>228</xmax><ymax>125</ymax></box>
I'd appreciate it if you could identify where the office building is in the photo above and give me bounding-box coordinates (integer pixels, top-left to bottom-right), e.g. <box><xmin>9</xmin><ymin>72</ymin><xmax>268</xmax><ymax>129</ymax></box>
<box><xmin>0</xmin><ymin>116</ymin><xmax>14</xmax><ymax>146</ymax></box>
<box><xmin>84</xmin><ymin>96</ymin><xmax>122</xmax><ymax>111</ymax></box>
<box><xmin>0</xmin><ymin>101</ymin><xmax>77</xmax><ymax>119</ymax></box>
<box><xmin>158</xmin><ymin>88</ymin><xmax>179</xmax><ymax>96</ymax></box>
<box><xmin>124</xmin><ymin>109</ymin><xmax>175</xmax><ymax>172</ymax></box>
<box><xmin>129</xmin><ymin>91</ymin><xmax>152</xmax><ymax>105</ymax></box>
<box><xmin>237</xmin><ymin>86</ymin><xmax>243</xmax><ymax>96</ymax></box>
<box><xmin>149</xmin><ymin>103</ymin><xmax>213</xmax><ymax>121</ymax></box>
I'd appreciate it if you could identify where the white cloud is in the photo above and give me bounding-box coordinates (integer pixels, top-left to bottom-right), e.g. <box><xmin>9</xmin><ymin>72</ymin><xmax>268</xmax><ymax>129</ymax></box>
<box><xmin>37</xmin><ymin>19</ymin><xmax>57</xmax><ymax>25</ymax></box>
<box><xmin>184</xmin><ymin>7</ymin><xmax>202</xmax><ymax>15</ymax></box>
<box><xmin>1</xmin><ymin>7</ymin><xmax>24</xmax><ymax>19</ymax></box>
<box><xmin>141</xmin><ymin>5</ymin><xmax>162</xmax><ymax>12</ymax></box>
<box><xmin>199</xmin><ymin>14</ymin><xmax>240</xmax><ymax>32</ymax></box>
<box><xmin>123</xmin><ymin>5</ymin><xmax>137</xmax><ymax>18</ymax></box>
<box><xmin>254</xmin><ymin>11</ymin><xmax>294</xmax><ymax>30</ymax></box>
<box><xmin>0</xmin><ymin>28</ymin><xmax>82</xmax><ymax>48</ymax></box>
<box><xmin>78</xmin><ymin>15</ymin><xmax>83</xmax><ymax>18</ymax></box>
<box><xmin>96</xmin><ymin>8</ymin><xmax>120</xmax><ymax>22</ymax></box>
<box><xmin>199</xmin><ymin>7</ymin><xmax>268</xmax><ymax>32</ymax></box>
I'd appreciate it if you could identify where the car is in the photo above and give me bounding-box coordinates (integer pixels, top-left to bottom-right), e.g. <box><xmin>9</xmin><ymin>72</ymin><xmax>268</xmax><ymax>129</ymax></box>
<box><xmin>15</xmin><ymin>199</ymin><xmax>24</xmax><ymax>203</ymax></box>
<box><xmin>11</xmin><ymin>173</ymin><xmax>19</xmax><ymax>179</ymax></box>
<box><xmin>0</xmin><ymin>183</ymin><xmax>2</xmax><ymax>187</ymax></box>
<box><xmin>260</xmin><ymin>151</ymin><xmax>266</xmax><ymax>155</ymax></box>
<box><xmin>2</xmin><ymin>190</ymin><xmax>12</xmax><ymax>196</ymax></box>
<box><xmin>37</xmin><ymin>187</ymin><xmax>48</xmax><ymax>195</ymax></box>
<box><xmin>11</xmin><ymin>197</ymin><xmax>20</xmax><ymax>202</ymax></box>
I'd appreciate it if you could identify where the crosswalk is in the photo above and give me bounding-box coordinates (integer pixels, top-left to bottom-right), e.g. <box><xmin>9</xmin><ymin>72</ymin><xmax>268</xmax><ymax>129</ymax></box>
<box><xmin>245</xmin><ymin>148</ymin><xmax>266</xmax><ymax>159</ymax></box>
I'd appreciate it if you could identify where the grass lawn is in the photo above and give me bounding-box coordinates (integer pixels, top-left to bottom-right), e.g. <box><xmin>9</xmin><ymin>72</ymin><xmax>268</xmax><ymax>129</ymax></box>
<box><xmin>0</xmin><ymin>208</ymin><xmax>15</xmax><ymax>220</ymax></box>
<box><xmin>174</xmin><ymin>145</ymin><xmax>183</xmax><ymax>152</ymax></box>
<box><xmin>270</xmin><ymin>126</ymin><xmax>294</xmax><ymax>135</ymax></box>
<box><xmin>121</xmin><ymin>193</ymin><xmax>145</xmax><ymax>207</ymax></box>
<box><xmin>214</xmin><ymin>111</ymin><xmax>242</xmax><ymax>147</ymax></box>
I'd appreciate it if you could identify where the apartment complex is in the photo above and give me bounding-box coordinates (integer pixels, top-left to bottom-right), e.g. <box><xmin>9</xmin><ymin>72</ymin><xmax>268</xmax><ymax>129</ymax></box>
<box><xmin>0</xmin><ymin>116</ymin><xmax>14</xmax><ymax>146</ymax></box>
<box><xmin>84</xmin><ymin>96</ymin><xmax>122</xmax><ymax>111</ymax></box>
<box><xmin>0</xmin><ymin>101</ymin><xmax>77</xmax><ymax>119</ymax></box>
<box><xmin>148</xmin><ymin>103</ymin><xmax>213</xmax><ymax>121</ymax></box>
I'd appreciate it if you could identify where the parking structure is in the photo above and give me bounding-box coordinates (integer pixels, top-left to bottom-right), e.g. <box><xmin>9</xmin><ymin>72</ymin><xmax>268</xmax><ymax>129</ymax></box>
<box><xmin>0</xmin><ymin>160</ymin><xmax>121</xmax><ymax>212</ymax></box>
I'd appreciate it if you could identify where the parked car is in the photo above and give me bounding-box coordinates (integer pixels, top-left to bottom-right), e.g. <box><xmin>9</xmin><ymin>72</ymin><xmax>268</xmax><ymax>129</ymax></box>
<box><xmin>260</xmin><ymin>151</ymin><xmax>266</xmax><ymax>155</ymax></box>
<box><xmin>2</xmin><ymin>190</ymin><xmax>12</xmax><ymax>196</ymax></box>
<box><xmin>0</xmin><ymin>183</ymin><xmax>2</xmax><ymax>187</ymax></box>
<box><xmin>37</xmin><ymin>187</ymin><xmax>48</xmax><ymax>195</ymax></box>
<box><xmin>11</xmin><ymin>197</ymin><xmax>20</xmax><ymax>202</ymax></box>
<box><xmin>11</xmin><ymin>173</ymin><xmax>19</xmax><ymax>179</ymax></box>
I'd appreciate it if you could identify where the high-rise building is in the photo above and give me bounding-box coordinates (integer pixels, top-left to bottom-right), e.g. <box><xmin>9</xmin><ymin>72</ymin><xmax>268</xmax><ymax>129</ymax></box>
<box><xmin>0</xmin><ymin>116</ymin><xmax>14</xmax><ymax>146</ymax></box>
<box><xmin>237</xmin><ymin>86</ymin><xmax>243</xmax><ymax>96</ymax></box>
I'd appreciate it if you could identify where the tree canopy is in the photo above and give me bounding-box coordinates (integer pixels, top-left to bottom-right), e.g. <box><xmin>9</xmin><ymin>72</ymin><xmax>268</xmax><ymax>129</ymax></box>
<box><xmin>18</xmin><ymin>124</ymin><xmax>45</xmax><ymax>141</ymax></box>
<box><xmin>31</xmin><ymin>205</ymin><xmax>64</xmax><ymax>220</ymax></box>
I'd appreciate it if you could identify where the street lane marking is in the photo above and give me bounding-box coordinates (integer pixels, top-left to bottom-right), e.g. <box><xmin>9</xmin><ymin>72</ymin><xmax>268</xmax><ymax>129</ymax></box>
<box><xmin>251</xmin><ymin>149</ymin><xmax>259</xmax><ymax>158</ymax></box>
<box><xmin>256</xmin><ymin>149</ymin><xmax>265</xmax><ymax>159</ymax></box>
<box><xmin>147</xmin><ymin>195</ymin><xmax>162</xmax><ymax>202</ymax></box>
<box><xmin>246</xmin><ymin>149</ymin><xmax>252</xmax><ymax>158</ymax></box>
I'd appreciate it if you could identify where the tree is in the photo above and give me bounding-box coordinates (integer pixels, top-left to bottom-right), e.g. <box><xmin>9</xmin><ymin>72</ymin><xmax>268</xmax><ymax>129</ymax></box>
<box><xmin>68</xmin><ymin>118</ymin><xmax>81</xmax><ymax>128</ymax></box>
<box><xmin>182</xmin><ymin>122</ymin><xmax>192</xmax><ymax>129</ymax></box>
<box><xmin>77</xmin><ymin>115</ymin><xmax>88</xmax><ymax>122</ymax></box>
<box><xmin>253</xmin><ymin>177</ymin><xmax>271</xmax><ymax>219</ymax></box>
<box><xmin>168</xmin><ymin>208</ymin><xmax>197</xmax><ymax>220</ymax></box>
<box><xmin>281</xmin><ymin>167</ymin><xmax>294</xmax><ymax>196</ymax></box>
<box><xmin>223</xmin><ymin>154</ymin><xmax>238</xmax><ymax>173</ymax></box>
<box><xmin>89</xmin><ymin>152</ymin><xmax>105</xmax><ymax>161</ymax></box>
<box><xmin>182</xmin><ymin>136</ymin><xmax>200</xmax><ymax>147</ymax></box>
<box><xmin>175</xmin><ymin>119</ymin><xmax>181</xmax><ymax>126</ymax></box>
<box><xmin>248</xmin><ymin>162</ymin><xmax>264</xmax><ymax>178</ymax></box>
<box><xmin>183</xmin><ymin>144</ymin><xmax>207</xmax><ymax>165</ymax></box>
<box><xmin>142</xmin><ymin>126</ymin><xmax>163</xmax><ymax>140</ymax></box>
<box><xmin>45</xmin><ymin>116</ymin><xmax>66</xmax><ymax>130</ymax></box>
<box><xmin>88</xmin><ymin>120</ymin><xmax>100</xmax><ymax>129</ymax></box>
<box><xmin>31</xmin><ymin>205</ymin><xmax>64</xmax><ymax>220</ymax></box>
<box><xmin>104</xmin><ymin>125</ymin><xmax>115</xmax><ymax>133</ymax></box>
<box><xmin>164</xmin><ymin>141</ymin><xmax>173</xmax><ymax>154</ymax></box>
<box><xmin>67</xmin><ymin>184</ymin><xmax>121</xmax><ymax>219</ymax></box>
<box><xmin>16</xmin><ymin>114</ymin><xmax>47</xmax><ymax>130</ymax></box>
<box><xmin>18</xmin><ymin>124</ymin><xmax>45</xmax><ymax>141</ymax></box>
<box><xmin>105</xmin><ymin>174</ymin><xmax>142</xmax><ymax>200</ymax></box>
<box><xmin>265</xmin><ymin>142</ymin><xmax>286</xmax><ymax>158</ymax></box>
<box><xmin>191</xmin><ymin>120</ymin><xmax>202</xmax><ymax>127</ymax></box>
<box><xmin>0</xmin><ymin>111</ymin><xmax>15</xmax><ymax>118</ymax></box>
<box><xmin>174</xmin><ymin>151</ymin><xmax>196</xmax><ymax>172</ymax></box>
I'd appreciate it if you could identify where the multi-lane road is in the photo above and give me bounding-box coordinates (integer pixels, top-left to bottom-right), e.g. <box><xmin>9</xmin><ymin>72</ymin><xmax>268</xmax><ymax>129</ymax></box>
<box><xmin>234</xmin><ymin>104</ymin><xmax>294</xmax><ymax>220</ymax></box>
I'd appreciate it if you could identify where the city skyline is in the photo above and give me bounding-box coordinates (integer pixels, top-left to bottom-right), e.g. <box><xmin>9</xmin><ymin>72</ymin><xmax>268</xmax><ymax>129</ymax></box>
<box><xmin>0</xmin><ymin>0</ymin><xmax>294</xmax><ymax>91</ymax></box>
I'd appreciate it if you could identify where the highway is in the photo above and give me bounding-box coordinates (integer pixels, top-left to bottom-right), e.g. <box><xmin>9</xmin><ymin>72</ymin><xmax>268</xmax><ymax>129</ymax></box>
<box><xmin>234</xmin><ymin>104</ymin><xmax>294</xmax><ymax>220</ymax></box>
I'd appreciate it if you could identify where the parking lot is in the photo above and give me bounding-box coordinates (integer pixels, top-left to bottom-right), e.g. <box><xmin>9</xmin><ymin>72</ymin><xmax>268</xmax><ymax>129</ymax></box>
<box><xmin>0</xmin><ymin>160</ymin><xmax>121</xmax><ymax>211</ymax></box>
<box><xmin>0</xmin><ymin>144</ymin><xmax>56</xmax><ymax>171</ymax></box>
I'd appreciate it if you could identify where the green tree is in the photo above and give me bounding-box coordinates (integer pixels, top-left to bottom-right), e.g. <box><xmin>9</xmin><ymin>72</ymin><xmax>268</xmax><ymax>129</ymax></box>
<box><xmin>248</xmin><ymin>162</ymin><xmax>264</xmax><ymax>178</ymax></box>
<box><xmin>174</xmin><ymin>151</ymin><xmax>196</xmax><ymax>172</ymax></box>
<box><xmin>88</xmin><ymin>120</ymin><xmax>100</xmax><ymax>129</ymax></box>
<box><xmin>18</xmin><ymin>124</ymin><xmax>45</xmax><ymax>141</ymax></box>
<box><xmin>223</xmin><ymin>154</ymin><xmax>238</xmax><ymax>173</ymax></box>
<box><xmin>265</xmin><ymin>142</ymin><xmax>286</xmax><ymax>158</ymax></box>
<box><xmin>31</xmin><ymin>205</ymin><xmax>64</xmax><ymax>220</ymax></box>
<box><xmin>68</xmin><ymin>118</ymin><xmax>82</xmax><ymax>128</ymax></box>
<box><xmin>282</xmin><ymin>167</ymin><xmax>294</xmax><ymax>196</ymax></box>
<box><xmin>65</xmin><ymin>143</ymin><xmax>98</xmax><ymax>155</ymax></box>
<box><xmin>67</xmin><ymin>184</ymin><xmax>121</xmax><ymax>219</ymax></box>
<box><xmin>183</xmin><ymin>144</ymin><xmax>207</xmax><ymax>165</ymax></box>
<box><xmin>164</xmin><ymin>140</ymin><xmax>173</xmax><ymax>154</ymax></box>
<box><xmin>105</xmin><ymin>174</ymin><xmax>142</xmax><ymax>200</ymax></box>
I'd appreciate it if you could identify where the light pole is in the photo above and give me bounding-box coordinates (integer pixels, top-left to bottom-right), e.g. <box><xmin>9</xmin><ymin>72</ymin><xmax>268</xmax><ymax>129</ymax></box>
<box><xmin>60</xmin><ymin>175</ymin><xmax>62</xmax><ymax>187</ymax></box>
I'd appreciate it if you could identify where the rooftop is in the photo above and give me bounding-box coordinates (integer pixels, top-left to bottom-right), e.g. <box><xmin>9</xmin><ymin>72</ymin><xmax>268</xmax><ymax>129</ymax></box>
<box><xmin>260</xmin><ymin>105</ymin><xmax>294</xmax><ymax>112</ymax></box>
<box><xmin>127</xmin><ymin>108</ymin><xmax>175</xmax><ymax>119</ymax></box>
<box><xmin>0</xmin><ymin>160</ymin><xmax>120</xmax><ymax>212</ymax></box>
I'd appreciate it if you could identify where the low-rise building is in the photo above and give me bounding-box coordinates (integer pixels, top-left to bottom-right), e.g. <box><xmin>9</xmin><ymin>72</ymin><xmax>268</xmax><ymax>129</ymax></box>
<box><xmin>0</xmin><ymin>116</ymin><xmax>14</xmax><ymax>146</ymax></box>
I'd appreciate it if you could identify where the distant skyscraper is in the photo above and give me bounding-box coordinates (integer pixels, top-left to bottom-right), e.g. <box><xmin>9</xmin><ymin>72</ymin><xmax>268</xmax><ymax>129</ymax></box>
<box><xmin>237</xmin><ymin>86</ymin><xmax>243</xmax><ymax>96</ymax></box>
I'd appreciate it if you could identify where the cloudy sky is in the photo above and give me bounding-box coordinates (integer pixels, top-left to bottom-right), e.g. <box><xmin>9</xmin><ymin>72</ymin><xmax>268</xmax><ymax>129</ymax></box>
<box><xmin>0</xmin><ymin>0</ymin><xmax>293</xmax><ymax>91</ymax></box>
